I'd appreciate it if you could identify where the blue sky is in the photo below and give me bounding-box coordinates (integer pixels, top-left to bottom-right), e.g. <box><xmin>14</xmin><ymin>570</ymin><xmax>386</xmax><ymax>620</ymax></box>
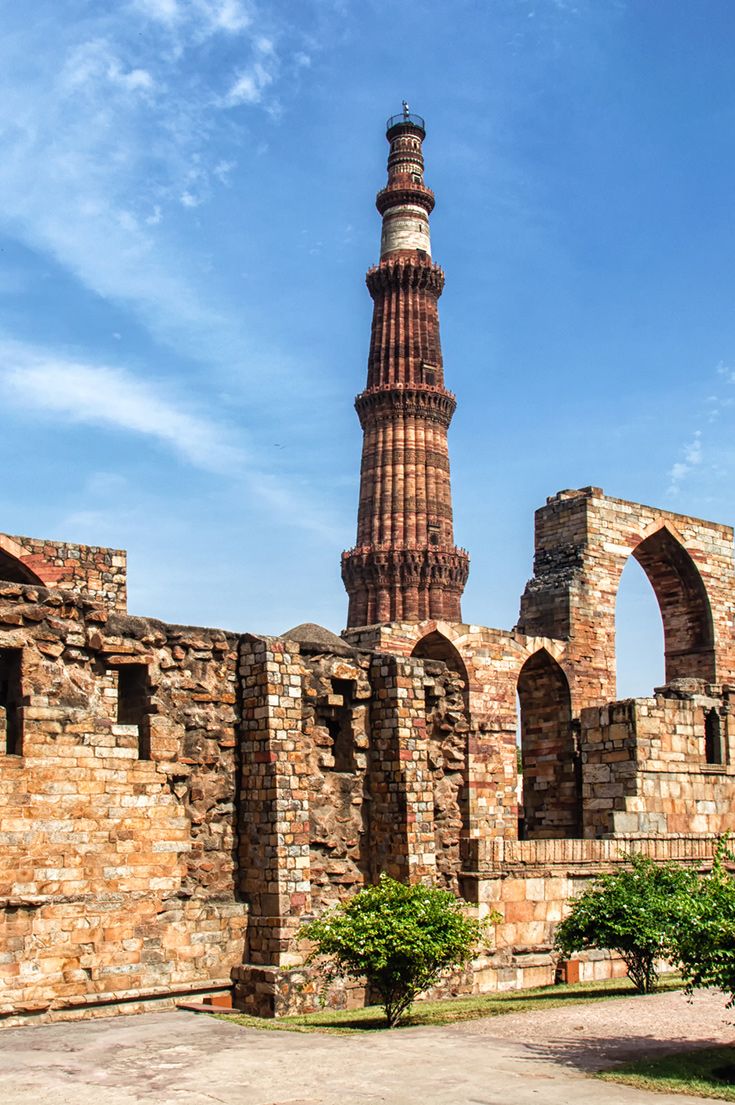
<box><xmin>1</xmin><ymin>0</ymin><xmax>733</xmax><ymax>698</ymax></box>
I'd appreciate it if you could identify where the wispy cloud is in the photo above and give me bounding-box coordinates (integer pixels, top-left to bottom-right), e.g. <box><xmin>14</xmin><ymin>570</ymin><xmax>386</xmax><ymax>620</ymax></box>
<box><xmin>0</xmin><ymin>335</ymin><xmax>343</xmax><ymax>541</ymax></box>
<box><xmin>0</xmin><ymin>338</ymin><xmax>246</xmax><ymax>474</ymax></box>
<box><xmin>133</xmin><ymin>0</ymin><xmax>253</xmax><ymax>35</ymax></box>
<box><xmin>667</xmin><ymin>429</ymin><xmax>702</xmax><ymax>496</ymax></box>
<box><xmin>0</xmin><ymin>2</ymin><xmax>312</xmax><ymax>367</ymax></box>
<box><xmin>226</xmin><ymin>35</ymin><xmax>278</xmax><ymax>107</ymax></box>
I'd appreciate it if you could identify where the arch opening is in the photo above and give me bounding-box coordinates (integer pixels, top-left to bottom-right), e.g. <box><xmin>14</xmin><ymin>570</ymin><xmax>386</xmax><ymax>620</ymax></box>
<box><xmin>631</xmin><ymin>527</ymin><xmax>715</xmax><ymax>684</ymax></box>
<box><xmin>517</xmin><ymin>649</ymin><xmax>580</xmax><ymax>839</ymax></box>
<box><xmin>411</xmin><ymin>630</ymin><xmax>469</xmax><ymax>709</ymax></box>
<box><xmin>411</xmin><ymin>630</ymin><xmax>469</xmax><ymax>889</ymax></box>
<box><xmin>615</xmin><ymin>556</ymin><xmax>665</xmax><ymax>698</ymax></box>
<box><xmin>0</xmin><ymin>548</ymin><xmax>43</xmax><ymax>586</ymax></box>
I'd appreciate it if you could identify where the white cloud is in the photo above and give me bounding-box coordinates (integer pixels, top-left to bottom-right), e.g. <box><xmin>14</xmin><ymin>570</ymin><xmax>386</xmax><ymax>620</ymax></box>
<box><xmin>0</xmin><ymin>3</ymin><xmax>312</xmax><ymax>371</ymax></box>
<box><xmin>0</xmin><ymin>338</ymin><xmax>246</xmax><ymax>475</ymax></box>
<box><xmin>0</xmin><ymin>335</ymin><xmax>342</xmax><ymax>542</ymax></box>
<box><xmin>180</xmin><ymin>190</ymin><xmax>202</xmax><ymax>207</ymax></box>
<box><xmin>206</xmin><ymin>0</ymin><xmax>252</xmax><ymax>33</ymax></box>
<box><xmin>716</xmin><ymin>359</ymin><xmax>735</xmax><ymax>383</ymax></box>
<box><xmin>114</xmin><ymin>66</ymin><xmax>155</xmax><ymax>92</ymax></box>
<box><xmin>227</xmin><ymin>61</ymin><xmax>274</xmax><ymax>105</ymax></box>
<box><xmin>684</xmin><ymin>434</ymin><xmax>702</xmax><ymax>466</ymax></box>
<box><xmin>133</xmin><ymin>0</ymin><xmax>252</xmax><ymax>35</ymax></box>
<box><xmin>667</xmin><ymin>430</ymin><xmax>702</xmax><ymax>496</ymax></box>
<box><xmin>134</xmin><ymin>0</ymin><xmax>181</xmax><ymax>23</ymax></box>
<box><xmin>213</xmin><ymin>159</ymin><xmax>235</xmax><ymax>183</ymax></box>
<box><xmin>226</xmin><ymin>31</ymin><xmax>278</xmax><ymax>105</ymax></box>
<box><xmin>62</xmin><ymin>40</ymin><xmax>154</xmax><ymax>95</ymax></box>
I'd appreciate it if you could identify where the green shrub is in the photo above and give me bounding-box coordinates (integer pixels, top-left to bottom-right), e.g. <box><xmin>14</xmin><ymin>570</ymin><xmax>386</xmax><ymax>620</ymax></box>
<box><xmin>554</xmin><ymin>853</ymin><xmax>696</xmax><ymax>994</ymax></box>
<box><xmin>301</xmin><ymin>874</ymin><xmax>487</xmax><ymax>1027</ymax></box>
<box><xmin>674</xmin><ymin>836</ymin><xmax>735</xmax><ymax>1005</ymax></box>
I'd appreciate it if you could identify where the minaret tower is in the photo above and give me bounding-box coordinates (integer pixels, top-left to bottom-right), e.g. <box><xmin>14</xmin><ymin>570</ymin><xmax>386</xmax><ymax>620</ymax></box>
<box><xmin>342</xmin><ymin>107</ymin><xmax>469</xmax><ymax>627</ymax></box>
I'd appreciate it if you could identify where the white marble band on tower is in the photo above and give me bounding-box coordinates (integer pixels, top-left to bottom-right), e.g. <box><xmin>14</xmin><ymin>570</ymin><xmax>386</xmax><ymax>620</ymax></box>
<box><xmin>380</xmin><ymin>204</ymin><xmax>432</xmax><ymax>259</ymax></box>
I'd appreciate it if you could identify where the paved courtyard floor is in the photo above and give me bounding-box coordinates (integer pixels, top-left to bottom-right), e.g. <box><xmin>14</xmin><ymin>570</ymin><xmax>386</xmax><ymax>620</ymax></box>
<box><xmin>1</xmin><ymin>989</ymin><xmax>733</xmax><ymax>1105</ymax></box>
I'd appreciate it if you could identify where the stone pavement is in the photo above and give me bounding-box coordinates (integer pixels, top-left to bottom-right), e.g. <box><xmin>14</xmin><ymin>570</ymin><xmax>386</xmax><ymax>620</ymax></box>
<box><xmin>0</xmin><ymin>990</ymin><xmax>731</xmax><ymax>1105</ymax></box>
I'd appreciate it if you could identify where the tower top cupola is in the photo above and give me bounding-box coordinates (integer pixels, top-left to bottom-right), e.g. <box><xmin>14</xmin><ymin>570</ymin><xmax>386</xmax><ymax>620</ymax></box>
<box><xmin>377</xmin><ymin>105</ymin><xmax>435</xmax><ymax>261</ymax></box>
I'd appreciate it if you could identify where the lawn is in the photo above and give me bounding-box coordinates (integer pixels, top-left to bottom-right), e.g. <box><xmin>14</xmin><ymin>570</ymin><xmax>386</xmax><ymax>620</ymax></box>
<box><xmin>599</xmin><ymin>1046</ymin><xmax>735</xmax><ymax>1101</ymax></box>
<box><xmin>216</xmin><ymin>974</ymin><xmax>684</xmax><ymax>1035</ymax></box>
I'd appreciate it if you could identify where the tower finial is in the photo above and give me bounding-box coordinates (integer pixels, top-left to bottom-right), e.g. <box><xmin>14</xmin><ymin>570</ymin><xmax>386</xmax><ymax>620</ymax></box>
<box><xmin>402</xmin><ymin>99</ymin><xmax>410</xmax><ymax>119</ymax></box>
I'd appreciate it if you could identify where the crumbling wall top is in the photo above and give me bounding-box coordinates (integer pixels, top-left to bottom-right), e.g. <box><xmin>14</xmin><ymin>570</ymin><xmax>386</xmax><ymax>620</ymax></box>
<box><xmin>0</xmin><ymin>531</ymin><xmax>127</xmax><ymax>610</ymax></box>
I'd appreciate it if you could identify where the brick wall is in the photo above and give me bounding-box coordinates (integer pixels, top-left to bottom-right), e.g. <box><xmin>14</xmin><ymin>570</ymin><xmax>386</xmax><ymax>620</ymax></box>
<box><xmin>463</xmin><ymin>836</ymin><xmax>719</xmax><ymax>991</ymax></box>
<box><xmin>581</xmin><ymin>689</ymin><xmax>735</xmax><ymax>836</ymax></box>
<box><xmin>0</xmin><ymin>581</ymin><xmax>246</xmax><ymax>1026</ymax></box>
<box><xmin>0</xmin><ymin>533</ymin><xmax>126</xmax><ymax>610</ymax></box>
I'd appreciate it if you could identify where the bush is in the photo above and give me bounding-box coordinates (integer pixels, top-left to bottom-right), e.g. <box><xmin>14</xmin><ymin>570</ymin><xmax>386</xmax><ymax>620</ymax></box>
<box><xmin>301</xmin><ymin>874</ymin><xmax>486</xmax><ymax>1027</ymax></box>
<box><xmin>674</xmin><ymin>836</ymin><xmax>735</xmax><ymax>1005</ymax></box>
<box><xmin>554</xmin><ymin>853</ymin><xmax>696</xmax><ymax>994</ymax></box>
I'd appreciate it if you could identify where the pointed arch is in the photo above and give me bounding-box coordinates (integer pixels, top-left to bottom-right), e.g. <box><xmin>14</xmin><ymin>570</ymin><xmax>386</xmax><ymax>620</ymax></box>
<box><xmin>0</xmin><ymin>542</ymin><xmax>44</xmax><ymax>585</ymax></box>
<box><xmin>411</xmin><ymin>629</ymin><xmax>469</xmax><ymax>707</ymax></box>
<box><xmin>517</xmin><ymin>648</ymin><xmax>580</xmax><ymax>839</ymax></box>
<box><xmin>630</xmin><ymin>525</ymin><xmax>715</xmax><ymax>683</ymax></box>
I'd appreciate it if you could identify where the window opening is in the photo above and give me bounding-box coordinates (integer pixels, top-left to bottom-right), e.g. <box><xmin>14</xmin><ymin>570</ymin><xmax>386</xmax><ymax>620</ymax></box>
<box><xmin>0</xmin><ymin>648</ymin><xmax>22</xmax><ymax>755</ymax></box>
<box><xmin>316</xmin><ymin>678</ymin><xmax>355</xmax><ymax>772</ymax></box>
<box><xmin>705</xmin><ymin>708</ymin><xmax>723</xmax><ymax>765</ymax></box>
<box><xmin>421</xmin><ymin>362</ymin><xmax>437</xmax><ymax>387</ymax></box>
<box><xmin>116</xmin><ymin>664</ymin><xmax>151</xmax><ymax>759</ymax></box>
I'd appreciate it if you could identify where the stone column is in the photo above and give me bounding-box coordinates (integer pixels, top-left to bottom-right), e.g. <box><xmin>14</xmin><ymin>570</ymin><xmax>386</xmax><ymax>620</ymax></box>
<box><xmin>233</xmin><ymin>635</ymin><xmax>311</xmax><ymax>1016</ymax></box>
<box><xmin>368</xmin><ymin>654</ymin><xmax>436</xmax><ymax>883</ymax></box>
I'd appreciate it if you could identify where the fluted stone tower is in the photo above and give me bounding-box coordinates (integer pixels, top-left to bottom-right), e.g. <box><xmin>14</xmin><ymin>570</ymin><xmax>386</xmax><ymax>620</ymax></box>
<box><xmin>342</xmin><ymin>109</ymin><xmax>469</xmax><ymax>628</ymax></box>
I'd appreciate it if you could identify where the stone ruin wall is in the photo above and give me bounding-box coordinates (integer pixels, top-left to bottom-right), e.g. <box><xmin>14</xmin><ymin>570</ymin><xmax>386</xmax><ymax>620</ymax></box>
<box><xmin>0</xmin><ymin>580</ymin><xmax>246</xmax><ymax>1026</ymax></box>
<box><xmin>0</xmin><ymin>585</ymin><xmax>473</xmax><ymax>1025</ymax></box>
<box><xmin>466</xmin><ymin>836</ymin><xmax>720</xmax><ymax>991</ymax></box>
<box><xmin>4</xmin><ymin>482</ymin><xmax>735</xmax><ymax>1023</ymax></box>
<box><xmin>0</xmin><ymin>533</ymin><xmax>127</xmax><ymax>611</ymax></box>
<box><xmin>518</xmin><ymin>487</ymin><xmax>735</xmax><ymax>708</ymax></box>
<box><xmin>301</xmin><ymin>650</ymin><xmax>467</xmax><ymax>909</ymax></box>
<box><xmin>581</xmin><ymin>690</ymin><xmax>735</xmax><ymax>837</ymax></box>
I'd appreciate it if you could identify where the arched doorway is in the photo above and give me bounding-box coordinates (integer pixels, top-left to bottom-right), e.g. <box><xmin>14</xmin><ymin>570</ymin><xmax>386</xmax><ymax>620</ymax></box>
<box><xmin>630</xmin><ymin>527</ymin><xmax>715</xmax><ymax>683</ymax></box>
<box><xmin>517</xmin><ymin>649</ymin><xmax>579</xmax><ymax>839</ymax></box>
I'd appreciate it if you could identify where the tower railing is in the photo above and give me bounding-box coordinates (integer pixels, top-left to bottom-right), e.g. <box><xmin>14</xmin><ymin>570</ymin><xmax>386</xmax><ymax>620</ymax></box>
<box><xmin>386</xmin><ymin>113</ymin><xmax>425</xmax><ymax>132</ymax></box>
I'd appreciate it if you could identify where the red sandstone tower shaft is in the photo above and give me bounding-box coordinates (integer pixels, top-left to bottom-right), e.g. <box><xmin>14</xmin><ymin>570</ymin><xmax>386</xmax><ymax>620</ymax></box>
<box><xmin>342</xmin><ymin>109</ymin><xmax>469</xmax><ymax>627</ymax></box>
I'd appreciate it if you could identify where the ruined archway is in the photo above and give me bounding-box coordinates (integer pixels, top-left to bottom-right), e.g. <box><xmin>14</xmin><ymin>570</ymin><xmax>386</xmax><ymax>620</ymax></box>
<box><xmin>615</xmin><ymin>557</ymin><xmax>665</xmax><ymax>697</ymax></box>
<box><xmin>0</xmin><ymin>547</ymin><xmax>43</xmax><ymax>585</ymax></box>
<box><xmin>411</xmin><ymin>629</ymin><xmax>469</xmax><ymax>886</ymax></box>
<box><xmin>630</xmin><ymin>526</ymin><xmax>715</xmax><ymax>683</ymax></box>
<box><xmin>411</xmin><ymin>630</ymin><xmax>469</xmax><ymax>709</ymax></box>
<box><xmin>517</xmin><ymin>649</ymin><xmax>580</xmax><ymax>839</ymax></box>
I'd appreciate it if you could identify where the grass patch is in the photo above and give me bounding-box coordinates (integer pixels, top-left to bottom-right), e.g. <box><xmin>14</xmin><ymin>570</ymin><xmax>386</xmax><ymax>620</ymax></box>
<box><xmin>216</xmin><ymin>974</ymin><xmax>683</xmax><ymax>1036</ymax></box>
<box><xmin>599</xmin><ymin>1046</ymin><xmax>735</xmax><ymax>1101</ymax></box>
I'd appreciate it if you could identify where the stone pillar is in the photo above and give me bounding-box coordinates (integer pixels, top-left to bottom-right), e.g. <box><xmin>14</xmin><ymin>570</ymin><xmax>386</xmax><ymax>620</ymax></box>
<box><xmin>233</xmin><ymin>635</ymin><xmax>312</xmax><ymax>1016</ymax></box>
<box><xmin>368</xmin><ymin>654</ymin><xmax>436</xmax><ymax>883</ymax></box>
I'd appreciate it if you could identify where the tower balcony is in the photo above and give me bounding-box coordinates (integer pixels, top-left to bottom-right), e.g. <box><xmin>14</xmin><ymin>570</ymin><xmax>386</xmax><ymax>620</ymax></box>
<box><xmin>386</xmin><ymin>113</ymin><xmax>426</xmax><ymax>139</ymax></box>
